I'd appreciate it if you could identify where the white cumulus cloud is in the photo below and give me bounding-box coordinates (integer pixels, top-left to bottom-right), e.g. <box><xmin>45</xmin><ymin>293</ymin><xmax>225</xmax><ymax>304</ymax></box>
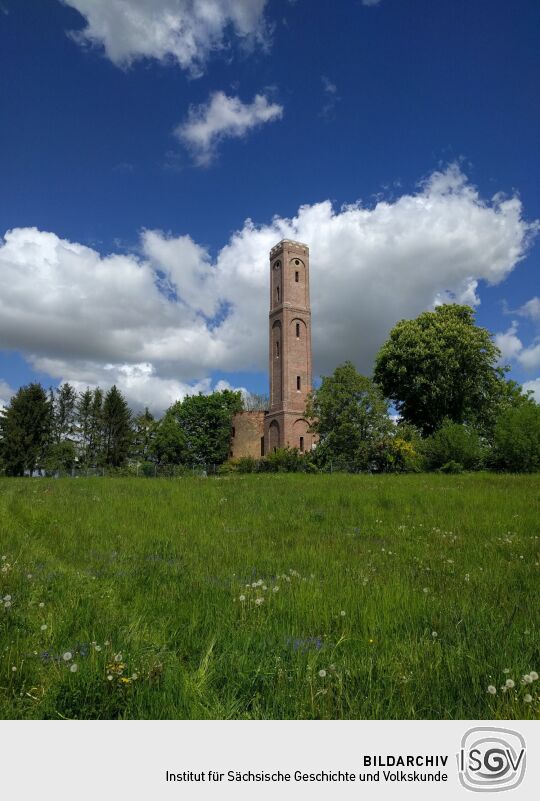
<box><xmin>518</xmin><ymin>296</ymin><xmax>540</xmax><ymax>321</ymax></box>
<box><xmin>61</xmin><ymin>0</ymin><xmax>269</xmax><ymax>74</ymax></box>
<box><xmin>523</xmin><ymin>378</ymin><xmax>540</xmax><ymax>402</ymax></box>
<box><xmin>0</xmin><ymin>379</ymin><xmax>15</xmax><ymax>410</ymax></box>
<box><xmin>175</xmin><ymin>91</ymin><xmax>283</xmax><ymax>165</ymax></box>
<box><xmin>0</xmin><ymin>165</ymin><xmax>537</xmax><ymax>412</ymax></box>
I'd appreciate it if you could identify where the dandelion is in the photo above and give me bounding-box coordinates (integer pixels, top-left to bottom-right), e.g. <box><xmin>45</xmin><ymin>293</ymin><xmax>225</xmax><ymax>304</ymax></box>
<box><xmin>262</xmin><ymin>586</ymin><xmax>268</xmax><ymax>591</ymax></box>
<box><xmin>272</xmin><ymin>586</ymin><xmax>279</xmax><ymax>593</ymax></box>
<box><xmin>40</xmin><ymin>624</ymin><xmax>47</xmax><ymax>631</ymax></box>
<box><xmin>63</xmin><ymin>652</ymin><xmax>72</xmax><ymax>661</ymax></box>
<box><xmin>464</xmin><ymin>573</ymin><xmax>470</xmax><ymax>582</ymax></box>
<box><xmin>318</xmin><ymin>669</ymin><xmax>327</xmax><ymax>678</ymax></box>
<box><xmin>131</xmin><ymin>673</ymin><xmax>138</xmax><ymax>680</ymax></box>
<box><xmin>505</xmin><ymin>679</ymin><xmax>515</xmax><ymax>689</ymax></box>
<box><xmin>340</xmin><ymin>610</ymin><xmax>346</xmax><ymax>617</ymax></box>
<box><xmin>114</xmin><ymin>652</ymin><xmax>123</xmax><ymax>662</ymax></box>
<box><xmin>503</xmin><ymin>668</ymin><xmax>511</xmax><ymax>674</ymax></box>
<box><xmin>487</xmin><ymin>685</ymin><xmax>497</xmax><ymax>695</ymax></box>
<box><xmin>524</xmin><ymin>694</ymin><xmax>533</xmax><ymax>703</ymax></box>
<box><xmin>38</xmin><ymin>602</ymin><xmax>45</xmax><ymax>608</ymax></box>
<box><xmin>530</xmin><ymin>671</ymin><xmax>538</xmax><ymax>681</ymax></box>
<box><xmin>255</xmin><ymin>597</ymin><xmax>264</xmax><ymax>606</ymax></box>
<box><xmin>523</xmin><ymin>674</ymin><xmax>533</xmax><ymax>684</ymax></box>
<box><xmin>4</xmin><ymin>600</ymin><xmax>12</xmax><ymax>608</ymax></box>
<box><xmin>11</xmin><ymin>666</ymin><xmax>17</xmax><ymax>672</ymax></box>
<box><xmin>239</xmin><ymin>595</ymin><xmax>246</xmax><ymax>602</ymax></box>
<box><xmin>107</xmin><ymin>674</ymin><xmax>113</xmax><ymax>681</ymax></box>
<box><xmin>94</xmin><ymin>645</ymin><xmax>102</xmax><ymax>652</ymax></box>
<box><xmin>423</xmin><ymin>587</ymin><xmax>429</xmax><ymax>594</ymax></box>
<box><xmin>3</xmin><ymin>595</ymin><xmax>11</xmax><ymax>601</ymax></box>
<box><xmin>431</xmin><ymin>631</ymin><xmax>438</xmax><ymax>638</ymax></box>
<box><xmin>70</xmin><ymin>663</ymin><xmax>78</xmax><ymax>673</ymax></box>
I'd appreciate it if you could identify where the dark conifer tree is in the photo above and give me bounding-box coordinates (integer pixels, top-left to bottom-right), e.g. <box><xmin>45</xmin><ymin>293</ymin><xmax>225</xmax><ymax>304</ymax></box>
<box><xmin>0</xmin><ymin>383</ymin><xmax>52</xmax><ymax>476</ymax></box>
<box><xmin>102</xmin><ymin>385</ymin><xmax>133</xmax><ymax>467</ymax></box>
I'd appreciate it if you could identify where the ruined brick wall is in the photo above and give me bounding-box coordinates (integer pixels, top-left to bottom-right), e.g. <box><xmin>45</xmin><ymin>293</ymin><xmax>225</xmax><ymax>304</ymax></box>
<box><xmin>230</xmin><ymin>411</ymin><xmax>266</xmax><ymax>459</ymax></box>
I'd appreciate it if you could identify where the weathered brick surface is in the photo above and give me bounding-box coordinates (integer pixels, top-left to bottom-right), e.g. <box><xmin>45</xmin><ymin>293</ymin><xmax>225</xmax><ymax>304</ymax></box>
<box><xmin>229</xmin><ymin>239</ymin><xmax>314</xmax><ymax>458</ymax></box>
<box><xmin>230</xmin><ymin>411</ymin><xmax>266</xmax><ymax>459</ymax></box>
<box><xmin>265</xmin><ymin>240</ymin><xmax>313</xmax><ymax>453</ymax></box>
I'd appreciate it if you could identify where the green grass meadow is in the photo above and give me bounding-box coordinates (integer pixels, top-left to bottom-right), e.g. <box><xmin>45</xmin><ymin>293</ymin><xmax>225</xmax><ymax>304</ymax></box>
<box><xmin>0</xmin><ymin>473</ymin><xmax>539</xmax><ymax>720</ymax></box>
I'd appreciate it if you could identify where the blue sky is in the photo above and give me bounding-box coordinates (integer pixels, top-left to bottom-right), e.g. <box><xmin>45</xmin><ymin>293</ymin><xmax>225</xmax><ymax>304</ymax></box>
<box><xmin>0</xmin><ymin>0</ymin><xmax>539</xmax><ymax>411</ymax></box>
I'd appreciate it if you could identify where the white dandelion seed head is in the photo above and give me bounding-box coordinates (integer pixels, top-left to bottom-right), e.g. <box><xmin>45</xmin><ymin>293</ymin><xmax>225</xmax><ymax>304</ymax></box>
<box><xmin>487</xmin><ymin>685</ymin><xmax>497</xmax><ymax>695</ymax></box>
<box><xmin>432</xmin><ymin>631</ymin><xmax>438</xmax><ymax>638</ymax></box>
<box><xmin>423</xmin><ymin>588</ymin><xmax>429</xmax><ymax>593</ymax></box>
<box><xmin>38</xmin><ymin>602</ymin><xmax>45</xmax><ymax>608</ymax></box>
<box><xmin>107</xmin><ymin>674</ymin><xmax>113</xmax><ymax>681</ymax></box>
<box><xmin>318</xmin><ymin>669</ymin><xmax>327</xmax><ymax>678</ymax></box>
<box><xmin>70</xmin><ymin>663</ymin><xmax>78</xmax><ymax>673</ymax></box>
<box><xmin>114</xmin><ymin>653</ymin><xmax>123</xmax><ymax>662</ymax></box>
<box><xmin>3</xmin><ymin>595</ymin><xmax>11</xmax><ymax>601</ymax></box>
<box><xmin>94</xmin><ymin>645</ymin><xmax>102</xmax><ymax>651</ymax></box>
<box><xmin>503</xmin><ymin>668</ymin><xmax>511</xmax><ymax>674</ymax></box>
<box><xmin>255</xmin><ymin>597</ymin><xmax>264</xmax><ymax>606</ymax></box>
<box><xmin>4</xmin><ymin>600</ymin><xmax>12</xmax><ymax>608</ymax></box>
<box><xmin>239</xmin><ymin>595</ymin><xmax>246</xmax><ymax>602</ymax></box>
<box><xmin>11</xmin><ymin>666</ymin><xmax>17</xmax><ymax>672</ymax></box>
<box><xmin>530</xmin><ymin>671</ymin><xmax>538</xmax><ymax>681</ymax></box>
<box><xmin>340</xmin><ymin>610</ymin><xmax>346</xmax><ymax>616</ymax></box>
<box><xmin>40</xmin><ymin>624</ymin><xmax>47</xmax><ymax>631</ymax></box>
<box><xmin>505</xmin><ymin>679</ymin><xmax>515</xmax><ymax>688</ymax></box>
<box><xmin>63</xmin><ymin>652</ymin><xmax>72</xmax><ymax>661</ymax></box>
<box><xmin>272</xmin><ymin>586</ymin><xmax>279</xmax><ymax>592</ymax></box>
<box><xmin>524</xmin><ymin>693</ymin><xmax>533</xmax><ymax>703</ymax></box>
<box><xmin>523</xmin><ymin>674</ymin><xmax>533</xmax><ymax>684</ymax></box>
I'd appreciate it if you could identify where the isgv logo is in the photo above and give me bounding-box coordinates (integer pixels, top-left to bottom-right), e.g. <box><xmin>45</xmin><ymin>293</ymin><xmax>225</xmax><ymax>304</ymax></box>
<box><xmin>457</xmin><ymin>727</ymin><xmax>526</xmax><ymax>792</ymax></box>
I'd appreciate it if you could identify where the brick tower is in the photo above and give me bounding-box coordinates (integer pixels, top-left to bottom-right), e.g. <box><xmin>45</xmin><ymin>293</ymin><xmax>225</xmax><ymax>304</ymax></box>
<box><xmin>264</xmin><ymin>239</ymin><xmax>314</xmax><ymax>453</ymax></box>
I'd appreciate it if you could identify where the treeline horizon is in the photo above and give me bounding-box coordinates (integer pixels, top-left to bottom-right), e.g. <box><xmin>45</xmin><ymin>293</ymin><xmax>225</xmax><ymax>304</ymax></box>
<box><xmin>1</xmin><ymin>304</ymin><xmax>539</xmax><ymax>476</ymax></box>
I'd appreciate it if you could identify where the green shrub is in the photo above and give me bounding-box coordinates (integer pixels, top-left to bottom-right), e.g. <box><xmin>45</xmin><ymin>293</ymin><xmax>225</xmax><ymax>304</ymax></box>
<box><xmin>440</xmin><ymin>460</ymin><xmax>464</xmax><ymax>474</ymax></box>
<box><xmin>491</xmin><ymin>402</ymin><xmax>540</xmax><ymax>472</ymax></box>
<box><xmin>422</xmin><ymin>419</ymin><xmax>484</xmax><ymax>470</ymax></box>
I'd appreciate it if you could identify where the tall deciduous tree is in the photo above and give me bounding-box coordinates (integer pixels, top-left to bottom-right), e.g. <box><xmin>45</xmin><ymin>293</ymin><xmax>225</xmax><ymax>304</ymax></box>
<box><xmin>102</xmin><ymin>385</ymin><xmax>132</xmax><ymax>467</ymax></box>
<box><xmin>306</xmin><ymin>361</ymin><xmax>393</xmax><ymax>469</ymax></box>
<box><xmin>163</xmin><ymin>390</ymin><xmax>243</xmax><ymax>466</ymax></box>
<box><xmin>0</xmin><ymin>383</ymin><xmax>52</xmax><ymax>476</ymax></box>
<box><xmin>374</xmin><ymin>304</ymin><xmax>514</xmax><ymax>436</ymax></box>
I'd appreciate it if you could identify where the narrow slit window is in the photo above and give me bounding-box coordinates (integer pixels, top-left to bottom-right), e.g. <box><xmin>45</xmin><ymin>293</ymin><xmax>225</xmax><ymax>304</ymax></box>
<box><xmin>296</xmin><ymin>376</ymin><xmax>301</xmax><ymax>391</ymax></box>
<box><xmin>260</xmin><ymin>437</ymin><xmax>265</xmax><ymax>456</ymax></box>
<box><xmin>295</xmin><ymin>271</ymin><xmax>299</xmax><ymax>282</ymax></box>
<box><xmin>299</xmin><ymin>436</ymin><xmax>304</xmax><ymax>452</ymax></box>
<box><xmin>276</xmin><ymin>341</ymin><xmax>280</xmax><ymax>357</ymax></box>
<box><xmin>232</xmin><ymin>427</ymin><xmax>235</xmax><ymax>438</ymax></box>
<box><xmin>276</xmin><ymin>286</ymin><xmax>280</xmax><ymax>303</ymax></box>
<box><xmin>296</xmin><ymin>323</ymin><xmax>300</xmax><ymax>338</ymax></box>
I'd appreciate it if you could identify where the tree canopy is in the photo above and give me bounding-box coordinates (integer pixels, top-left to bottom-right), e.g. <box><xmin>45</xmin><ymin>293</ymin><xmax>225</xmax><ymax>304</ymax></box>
<box><xmin>306</xmin><ymin>361</ymin><xmax>393</xmax><ymax>469</ymax></box>
<box><xmin>374</xmin><ymin>304</ymin><xmax>517</xmax><ymax>436</ymax></box>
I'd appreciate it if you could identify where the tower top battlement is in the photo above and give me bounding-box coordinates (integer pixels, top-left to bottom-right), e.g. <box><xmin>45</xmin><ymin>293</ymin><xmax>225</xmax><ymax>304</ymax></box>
<box><xmin>269</xmin><ymin>239</ymin><xmax>309</xmax><ymax>257</ymax></box>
